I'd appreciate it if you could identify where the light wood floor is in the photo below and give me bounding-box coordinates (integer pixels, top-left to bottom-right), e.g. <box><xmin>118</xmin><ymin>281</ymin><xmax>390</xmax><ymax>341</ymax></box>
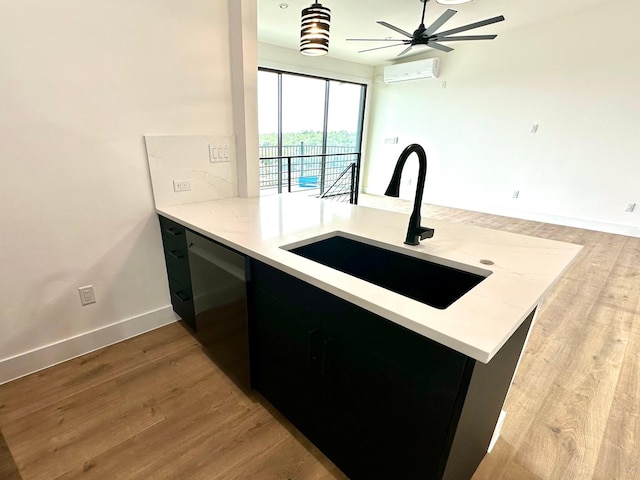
<box><xmin>1</xmin><ymin>194</ymin><xmax>639</xmax><ymax>479</ymax></box>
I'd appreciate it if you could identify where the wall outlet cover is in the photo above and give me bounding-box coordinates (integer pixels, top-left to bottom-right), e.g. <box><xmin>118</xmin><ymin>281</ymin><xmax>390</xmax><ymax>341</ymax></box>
<box><xmin>173</xmin><ymin>179</ymin><xmax>191</xmax><ymax>192</ymax></box>
<box><xmin>78</xmin><ymin>285</ymin><xmax>96</xmax><ymax>306</ymax></box>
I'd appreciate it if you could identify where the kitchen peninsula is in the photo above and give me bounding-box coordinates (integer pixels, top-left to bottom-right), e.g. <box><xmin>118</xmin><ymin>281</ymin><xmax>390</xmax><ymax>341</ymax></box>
<box><xmin>156</xmin><ymin>195</ymin><xmax>581</xmax><ymax>480</ymax></box>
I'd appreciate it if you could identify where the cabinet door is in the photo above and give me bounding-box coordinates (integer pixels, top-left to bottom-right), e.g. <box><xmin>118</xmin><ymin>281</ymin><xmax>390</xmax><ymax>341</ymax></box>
<box><xmin>249</xmin><ymin>261</ymin><xmax>473</xmax><ymax>480</ymax></box>
<box><xmin>324</xmin><ymin>305</ymin><xmax>472</xmax><ymax>479</ymax></box>
<box><xmin>251</xmin><ymin>287</ymin><xmax>331</xmax><ymax>441</ymax></box>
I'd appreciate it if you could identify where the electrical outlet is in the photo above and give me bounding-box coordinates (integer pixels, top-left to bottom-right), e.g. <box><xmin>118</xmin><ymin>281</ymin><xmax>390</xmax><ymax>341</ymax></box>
<box><xmin>530</xmin><ymin>124</ymin><xmax>539</xmax><ymax>133</ymax></box>
<box><xmin>625</xmin><ymin>202</ymin><xmax>636</xmax><ymax>212</ymax></box>
<box><xmin>173</xmin><ymin>179</ymin><xmax>191</xmax><ymax>192</ymax></box>
<box><xmin>512</xmin><ymin>190</ymin><xmax>520</xmax><ymax>199</ymax></box>
<box><xmin>78</xmin><ymin>285</ymin><xmax>96</xmax><ymax>306</ymax></box>
<box><xmin>384</xmin><ymin>137</ymin><xmax>398</xmax><ymax>145</ymax></box>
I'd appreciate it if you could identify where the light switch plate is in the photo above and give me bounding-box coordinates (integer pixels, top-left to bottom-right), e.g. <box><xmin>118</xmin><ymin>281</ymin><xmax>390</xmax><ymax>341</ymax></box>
<box><xmin>209</xmin><ymin>144</ymin><xmax>231</xmax><ymax>163</ymax></box>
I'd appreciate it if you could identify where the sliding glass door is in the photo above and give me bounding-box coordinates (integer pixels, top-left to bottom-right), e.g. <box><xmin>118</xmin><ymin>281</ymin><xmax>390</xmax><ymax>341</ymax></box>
<box><xmin>258</xmin><ymin>68</ymin><xmax>366</xmax><ymax>202</ymax></box>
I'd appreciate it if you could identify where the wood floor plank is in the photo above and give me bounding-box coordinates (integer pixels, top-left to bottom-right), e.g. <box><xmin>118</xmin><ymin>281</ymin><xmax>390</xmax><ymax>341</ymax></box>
<box><xmin>42</xmin><ymin>328</ymin><xmax>344</xmax><ymax>480</ymax></box>
<box><xmin>473</xmin><ymin>441</ymin><xmax>543</xmax><ymax>480</ymax></box>
<box><xmin>0</xmin><ymin>323</ymin><xmax>197</xmax><ymax>427</ymax></box>
<box><xmin>510</xmin><ymin>237</ymin><xmax>638</xmax><ymax>479</ymax></box>
<box><xmin>0</xmin><ymin>430</ymin><xmax>21</xmax><ymax>480</ymax></box>
<box><xmin>591</xmin><ymin>238</ymin><xmax>640</xmax><ymax>480</ymax></box>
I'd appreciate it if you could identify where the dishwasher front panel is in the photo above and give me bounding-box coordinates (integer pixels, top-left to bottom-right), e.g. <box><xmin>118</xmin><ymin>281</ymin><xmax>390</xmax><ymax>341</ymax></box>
<box><xmin>186</xmin><ymin>231</ymin><xmax>250</xmax><ymax>389</ymax></box>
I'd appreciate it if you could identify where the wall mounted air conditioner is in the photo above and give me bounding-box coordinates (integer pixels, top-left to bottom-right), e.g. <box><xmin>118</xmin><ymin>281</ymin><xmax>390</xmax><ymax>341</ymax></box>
<box><xmin>383</xmin><ymin>58</ymin><xmax>440</xmax><ymax>84</ymax></box>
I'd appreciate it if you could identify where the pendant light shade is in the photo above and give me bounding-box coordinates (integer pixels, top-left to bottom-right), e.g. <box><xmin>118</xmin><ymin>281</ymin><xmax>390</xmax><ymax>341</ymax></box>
<box><xmin>300</xmin><ymin>2</ymin><xmax>331</xmax><ymax>56</ymax></box>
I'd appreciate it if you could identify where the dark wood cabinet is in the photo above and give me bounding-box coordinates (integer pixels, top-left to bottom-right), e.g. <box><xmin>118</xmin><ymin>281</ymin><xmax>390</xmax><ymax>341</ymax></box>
<box><xmin>251</xmin><ymin>288</ymin><xmax>331</xmax><ymax>440</ymax></box>
<box><xmin>249</xmin><ymin>259</ymin><xmax>534</xmax><ymax>480</ymax></box>
<box><xmin>252</xmin><ymin>261</ymin><xmax>467</xmax><ymax>479</ymax></box>
<box><xmin>321</xmin><ymin>310</ymin><xmax>472</xmax><ymax>480</ymax></box>
<box><xmin>158</xmin><ymin>216</ymin><xmax>195</xmax><ymax>329</ymax></box>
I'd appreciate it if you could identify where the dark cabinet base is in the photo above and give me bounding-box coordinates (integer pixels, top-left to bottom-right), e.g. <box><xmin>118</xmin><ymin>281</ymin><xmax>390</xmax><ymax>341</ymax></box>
<box><xmin>158</xmin><ymin>214</ymin><xmax>535</xmax><ymax>479</ymax></box>
<box><xmin>159</xmin><ymin>215</ymin><xmax>196</xmax><ymax>329</ymax></box>
<box><xmin>249</xmin><ymin>260</ymin><xmax>534</xmax><ymax>480</ymax></box>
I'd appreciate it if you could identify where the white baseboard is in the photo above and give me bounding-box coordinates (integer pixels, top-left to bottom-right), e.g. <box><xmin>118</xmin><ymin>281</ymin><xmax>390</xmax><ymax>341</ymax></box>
<box><xmin>360</xmin><ymin>191</ymin><xmax>640</xmax><ymax>238</ymax></box>
<box><xmin>488</xmin><ymin>409</ymin><xmax>507</xmax><ymax>453</ymax></box>
<box><xmin>453</xmin><ymin>203</ymin><xmax>640</xmax><ymax>238</ymax></box>
<box><xmin>0</xmin><ymin>306</ymin><xmax>178</xmax><ymax>385</ymax></box>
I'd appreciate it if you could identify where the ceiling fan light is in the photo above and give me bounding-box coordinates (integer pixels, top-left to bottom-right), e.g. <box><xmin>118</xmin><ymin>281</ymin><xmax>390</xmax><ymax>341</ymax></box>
<box><xmin>436</xmin><ymin>0</ymin><xmax>473</xmax><ymax>4</ymax></box>
<box><xmin>300</xmin><ymin>2</ymin><xmax>331</xmax><ymax>56</ymax></box>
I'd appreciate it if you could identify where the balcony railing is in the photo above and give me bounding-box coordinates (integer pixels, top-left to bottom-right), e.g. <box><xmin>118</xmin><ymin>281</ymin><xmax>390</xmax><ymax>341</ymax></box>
<box><xmin>320</xmin><ymin>163</ymin><xmax>358</xmax><ymax>204</ymax></box>
<box><xmin>259</xmin><ymin>145</ymin><xmax>359</xmax><ymax>204</ymax></box>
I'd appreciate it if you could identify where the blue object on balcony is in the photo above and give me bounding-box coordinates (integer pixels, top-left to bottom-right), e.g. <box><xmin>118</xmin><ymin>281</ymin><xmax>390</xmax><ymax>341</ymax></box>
<box><xmin>299</xmin><ymin>176</ymin><xmax>319</xmax><ymax>188</ymax></box>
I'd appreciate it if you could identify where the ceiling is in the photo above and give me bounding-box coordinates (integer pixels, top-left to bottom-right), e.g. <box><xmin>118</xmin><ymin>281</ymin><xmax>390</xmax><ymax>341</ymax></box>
<box><xmin>258</xmin><ymin>0</ymin><xmax>612</xmax><ymax>66</ymax></box>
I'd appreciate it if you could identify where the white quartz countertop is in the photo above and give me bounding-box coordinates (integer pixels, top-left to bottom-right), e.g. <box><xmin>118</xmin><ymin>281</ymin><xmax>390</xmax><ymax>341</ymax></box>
<box><xmin>157</xmin><ymin>195</ymin><xmax>581</xmax><ymax>363</ymax></box>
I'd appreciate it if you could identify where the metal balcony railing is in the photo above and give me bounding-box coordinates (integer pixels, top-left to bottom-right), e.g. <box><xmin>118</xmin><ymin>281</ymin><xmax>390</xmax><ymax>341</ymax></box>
<box><xmin>259</xmin><ymin>145</ymin><xmax>359</xmax><ymax>204</ymax></box>
<box><xmin>320</xmin><ymin>163</ymin><xmax>358</xmax><ymax>204</ymax></box>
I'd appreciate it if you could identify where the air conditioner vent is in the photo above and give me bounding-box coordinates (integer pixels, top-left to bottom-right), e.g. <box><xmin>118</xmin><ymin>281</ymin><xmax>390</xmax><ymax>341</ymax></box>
<box><xmin>383</xmin><ymin>58</ymin><xmax>440</xmax><ymax>83</ymax></box>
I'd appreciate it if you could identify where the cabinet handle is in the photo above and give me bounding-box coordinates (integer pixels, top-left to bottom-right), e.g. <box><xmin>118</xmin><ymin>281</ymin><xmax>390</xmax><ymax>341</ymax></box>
<box><xmin>164</xmin><ymin>227</ymin><xmax>183</xmax><ymax>237</ymax></box>
<box><xmin>174</xmin><ymin>291</ymin><xmax>190</xmax><ymax>302</ymax></box>
<box><xmin>167</xmin><ymin>250</ymin><xmax>184</xmax><ymax>260</ymax></box>
<box><xmin>322</xmin><ymin>338</ymin><xmax>333</xmax><ymax>375</ymax></box>
<box><xmin>308</xmin><ymin>329</ymin><xmax>319</xmax><ymax>363</ymax></box>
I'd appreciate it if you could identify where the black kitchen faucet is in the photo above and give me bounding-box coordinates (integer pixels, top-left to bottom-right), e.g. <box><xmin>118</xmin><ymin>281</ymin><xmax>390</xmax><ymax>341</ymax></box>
<box><xmin>384</xmin><ymin>143</ymin><xmax>435</xmax><ymax>245</ymax></box>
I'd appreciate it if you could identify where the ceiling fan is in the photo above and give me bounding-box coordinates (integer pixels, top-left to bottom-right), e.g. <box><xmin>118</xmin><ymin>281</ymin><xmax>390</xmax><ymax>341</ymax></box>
<box><xmin>347</xmin><ymin>0</ymin><xmax>505</xmax><ymax>56</ymax></box>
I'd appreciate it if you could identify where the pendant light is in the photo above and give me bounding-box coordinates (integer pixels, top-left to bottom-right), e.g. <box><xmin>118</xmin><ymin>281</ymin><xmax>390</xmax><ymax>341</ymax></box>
<box><xmin>300</xmin><ymin>2</ymin><xmax>331</xmax><ymax>56</ymax></box>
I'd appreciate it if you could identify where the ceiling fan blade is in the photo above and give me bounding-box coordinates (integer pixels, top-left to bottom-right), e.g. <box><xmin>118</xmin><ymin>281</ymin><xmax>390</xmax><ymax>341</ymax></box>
<box><xmin>376</xmin><ymin>21</ymin><xmax>413</xmax><ymax>38</ymax></box>
<box><xmin>424</xmin><ymin>9</ymin><xmax>457</xmax><ymax>37</ymax></box>
<box><xmin>397</xmin><ymin>45</ymin><xmax>414</xmax><ymax>57</ymax></box>
<box><xmin>435</xmin><ymin>34</ymin><xmax>498</xmax><ymax>42</ymax></box>
<box><xmin>433</xmin><ymin>15</ymin><xmax>505</xmax><ymax>38</ymax></box>
<box><xmin>358</xmin><ymin>43</ymin><xmax>410</xmax><ymax>53</ymax></box>
<box><xmin>427</xmin><ymin>41</ymin><xmax>454</xmax><ymax>53</ymax></box>
<box><xmin>347</xmin><ymin>38</ymin><xmax>408</xmax><ymax>42</ymax></box>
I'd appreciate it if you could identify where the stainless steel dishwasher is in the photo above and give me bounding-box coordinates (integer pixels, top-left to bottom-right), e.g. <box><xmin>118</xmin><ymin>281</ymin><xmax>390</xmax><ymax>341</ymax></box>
<box><xmin>186</xmin><ymin>230</ymin><xmax>250</xmax><ymax>389</ymax></box>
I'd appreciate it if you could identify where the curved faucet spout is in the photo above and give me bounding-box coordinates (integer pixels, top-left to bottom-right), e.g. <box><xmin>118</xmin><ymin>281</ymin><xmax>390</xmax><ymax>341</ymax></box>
<box><xmin>384</xmin><ymin>144</ymin><xmax>435</xmax><ymax>245</ymax></box>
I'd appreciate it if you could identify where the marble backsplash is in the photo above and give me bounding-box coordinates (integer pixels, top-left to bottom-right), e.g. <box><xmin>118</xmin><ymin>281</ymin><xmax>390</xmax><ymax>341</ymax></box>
<box><xmin>145</xmin><ymin>134</ymin><xmax>238</xmax><ymax>208</ymax></box>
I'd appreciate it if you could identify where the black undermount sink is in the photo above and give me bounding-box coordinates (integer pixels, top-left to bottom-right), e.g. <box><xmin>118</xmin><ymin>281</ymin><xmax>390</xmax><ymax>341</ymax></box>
<box><xmin>284</xmin><ymin>234</ymin><xmax>490</xmax><ymax>310</ymax></box>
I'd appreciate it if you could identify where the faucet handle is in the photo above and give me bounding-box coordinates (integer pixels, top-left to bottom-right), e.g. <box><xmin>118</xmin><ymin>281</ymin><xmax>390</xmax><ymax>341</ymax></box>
<box><xmin>418</xmin><ymin>226</ymin><xmax>435</xmax><ymax>240</ymax></box>
<box><xmin>404</xmin><ymin>226</ymin><xmax>435</xmax><ymax>245</ymax></box>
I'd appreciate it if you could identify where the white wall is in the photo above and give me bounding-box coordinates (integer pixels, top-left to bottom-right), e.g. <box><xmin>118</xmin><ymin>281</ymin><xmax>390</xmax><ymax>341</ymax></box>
<box><xmin>258</xmin><ymin>42</ymin><xmax>374</xmax><ymax>85</ymax></box>
<box><xmin>231</xmin><ymin>0</ymin><xmax>260</xmax><ymax>197</ymax></box>
<box><xmin>364</xmin><ymin>1</ymin><xmax>640</xmax><ymax>236</ymax></box>
<box><xmin>0</xmin><ymin>0</ymin><xmax>241</xmax><ymax>383</ymax></box>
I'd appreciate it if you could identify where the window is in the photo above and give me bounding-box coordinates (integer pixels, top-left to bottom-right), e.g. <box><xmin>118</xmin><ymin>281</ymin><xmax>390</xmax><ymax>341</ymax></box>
<box><xmin>258</xmin><ymin>68</ymin><xmax>366</xmax><ymax>202</ymax></box>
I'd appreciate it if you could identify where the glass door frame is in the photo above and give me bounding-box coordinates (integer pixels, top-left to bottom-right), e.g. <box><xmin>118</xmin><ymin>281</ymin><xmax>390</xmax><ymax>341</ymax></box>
<box><xmin>258</xmin><ymin>67</ymin><xmax>367</xmax><ymax>200</ymax></box>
